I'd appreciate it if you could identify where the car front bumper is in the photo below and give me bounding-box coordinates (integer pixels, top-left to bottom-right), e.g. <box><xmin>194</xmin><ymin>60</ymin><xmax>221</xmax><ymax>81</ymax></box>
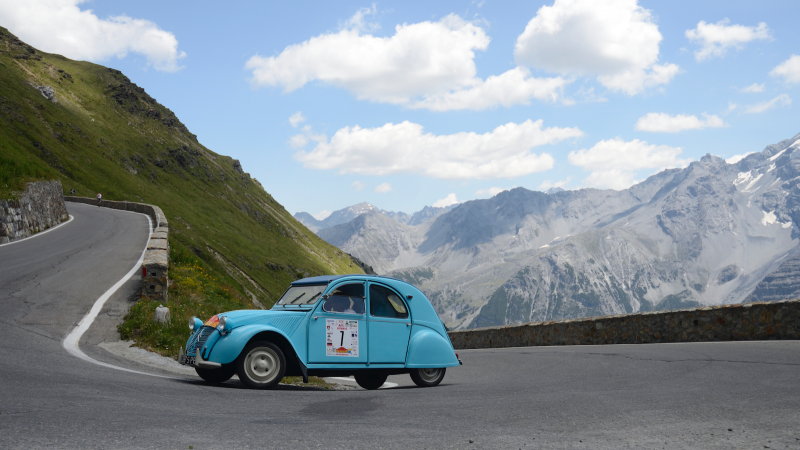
<box><xmin>178</xmin><ymin>347</ymin><xmax>222</xmax><ymax>369</ymax></box>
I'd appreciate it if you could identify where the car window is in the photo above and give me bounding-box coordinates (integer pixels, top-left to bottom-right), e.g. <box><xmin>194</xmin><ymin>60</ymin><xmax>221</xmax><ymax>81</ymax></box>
<box><xmin>369</xmin><ymin>284</ymin><xmax>409</xmax><ymax>319</ymax></box>
<box><xmin>276</xmin><ymin>284</ymin><xmax>326</xmax><ymax>305</ymax></box>
<box><xmin>322</xmin><ymin>283</ymin><xmax>365</xmax><ymax>314</ymax></box>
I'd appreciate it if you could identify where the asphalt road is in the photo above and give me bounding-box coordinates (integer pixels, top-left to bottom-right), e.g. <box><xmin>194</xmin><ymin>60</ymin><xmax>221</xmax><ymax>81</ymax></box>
<box><xmin>1</xmin><ymin>202</ymin><xmax>799</xmax><ymax>449</ymax></box>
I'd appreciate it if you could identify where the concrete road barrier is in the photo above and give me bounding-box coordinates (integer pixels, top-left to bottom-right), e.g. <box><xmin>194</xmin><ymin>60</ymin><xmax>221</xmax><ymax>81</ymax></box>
<box><xmin>448</xmin><ymin>299</ymin><xmax>800</xmax><ymax>349</ymax></box>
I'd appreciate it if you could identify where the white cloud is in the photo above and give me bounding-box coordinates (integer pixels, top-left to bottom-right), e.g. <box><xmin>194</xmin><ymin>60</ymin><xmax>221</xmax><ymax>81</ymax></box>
<box><xmin>635</xmin><ymin>112</ymin><xmax>726</xmax><ymax>133</ymax></box>
<box><xmin>475</xmin><ymin>187</ymin><xmax>509</xmax><ymax>197</ymax></box>
<box><xmin>409</xmin><ymin>67</ymin><xmax>570</xmax><ymax>111</ymax></box>
<box><xmin>514</xmin><ymin>0</ymin><xmax>678</xmax><ymax>95</ymax></box>
<box><xmin>246</xmin><ymin>14</ymin><xmax>487</xmax><ymax>103</ymax></box>
<box><xmin>350</xmin><ymin>181</ymin><xmax>366</xmax><ymax>191</ymax></box>
<box><xmin>374</xmin><ymin>183</ymin><xmax>392</xmax><ymax>193</ymax></box>
<box><xmin>289</xmin><ymin>112</ymin><xmax>306</xmax><ymax>127</ymax></box>
<box><xmin>538</xmin><ymin>178</ymin><xmax>571</xmax><ymax>190</ymax></box>
<box><xmin>245</xmin><ymin>12</ymin><xmax>567</xmax><ymax>110</ymax></box>
<box><xmin>771</xmin><ymin>55</ymin><xmax>800</xmax><ymax>84</ymax></box>
<box><xmin>743</xmin><ymin>94</ymin><xmax>791</xmax><ymax>114</ymax></box>
<box><xmin>725</xmin><ymin>153</ymin><xmax>754</xmax><ymax>164</ymax></box>
<box><xmin>289</xmin><ymin>134</ymin><xmax>308</xmax><ymax>148</ymax></box>
<box><xmin>288</xmin><ymin>122</ymin><xmax>326</xmax><ymax>149</ymax></box>
<box><xmin>342</xmin><ymin>5</ymin><xmax>380</xmax><ymax>33</ymax></box>
<box><xmin>739</xmin><ymin>83</ymin><xmax>765</xmax><ymax>93</ymax></box>
<box><xmin>433</xmin><ymin>193</ymin><xmax>459</xmax><ymax>208</ymax></box>
<box><xmin>568</xmin><ymin>138</ymin><xmax>691</xmax><ymax>190</ymax></box>
<box><xmin>726</xmin><ymin>101</ymin><xmax>738</xmax><ymax>114</ymax></box>
<box><xmin>0</xmin><ymin>0</ymin><xmax>185</xmax><ymax>72</ymax></box>
<box><xmin>686</xmin><ymin>19</ymin><xmax>770</xmax><ymax>62</ymax></box>
<box><xmin>294</xmin><ymin>119</ymin><xmax>583</xmax><ymax>180</ymax></box>
<box><xmin>312</xmin><ymin>210</ymin><xmax>333</xmax><ymax>221</ymax></box>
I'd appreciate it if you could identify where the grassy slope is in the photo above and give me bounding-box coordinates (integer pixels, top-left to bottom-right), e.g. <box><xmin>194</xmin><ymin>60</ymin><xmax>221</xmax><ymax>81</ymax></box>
<box><xmin>0</xmin><ymin>27</ymin><xmax>363</xmax><ymax>357</ymax></box>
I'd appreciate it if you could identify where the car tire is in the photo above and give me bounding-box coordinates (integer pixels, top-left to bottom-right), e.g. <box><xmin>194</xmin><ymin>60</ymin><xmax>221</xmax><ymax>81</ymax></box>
<box><xmin>195</xmin><ymin>365</ymin><xmax>235</xmax><ymax>384</ymax></box>
<box><xmin>236</xmin><ymin>341</ymin><xmax>286</xmax><ymax>389</ymax></box>
<box><xmin>409</xmin><ymin>368</ymin><xmax>446</xmax><ymax>387</ymax></box>
<box><xmin>354</xmin><ymin>372</ymin><xmax>388</xmax><ymax>390</ymax></box>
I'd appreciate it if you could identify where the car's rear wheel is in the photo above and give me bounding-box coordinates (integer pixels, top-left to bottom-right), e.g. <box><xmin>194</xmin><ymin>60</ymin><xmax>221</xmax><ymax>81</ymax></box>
<box><xmin>195</xmin><ymin>365</ymin><xmax>235</xmax><ymax>384</ymax></box>
<box><xmin>354</xmin><ymin>372</ymin><xmax>388</xmax><ymax>390</ymax></box>
<box><xmin>236</xmin><ymin>341</ymin><xmax>286</xmax><ymax>389</ymax></box>
<box><xmin>409</xmin><ymin>368</ymin><xmax>446</xmax><ymax>387</ymax></box>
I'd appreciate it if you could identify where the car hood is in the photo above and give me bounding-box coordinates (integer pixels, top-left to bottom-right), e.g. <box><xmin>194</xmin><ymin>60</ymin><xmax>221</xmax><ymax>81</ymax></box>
<box><xmin>220</xmin><ymin>309</ymin><xmax>308</xmax><ymax>330</ymax></box>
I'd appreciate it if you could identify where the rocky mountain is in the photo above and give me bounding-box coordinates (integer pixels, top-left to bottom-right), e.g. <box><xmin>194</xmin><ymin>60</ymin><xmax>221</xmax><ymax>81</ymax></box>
<box><xmin>294</xmin><ymin>202</ymin><xmax>455</xmax><ymax>232</ymax></box>
<box><xmin>317</xmin><ymin>210</ymin><xmax>426</xmax><ymax>274</ymax></box>
<box><xmin>294</xmin><ymin>202</ymin><xmax>378</xmax><ymax>232</ymax></box>
<box><xmin>318</xmin><ymin>133</ymin><xmax>800</xmax><ymax>330</ymax></box>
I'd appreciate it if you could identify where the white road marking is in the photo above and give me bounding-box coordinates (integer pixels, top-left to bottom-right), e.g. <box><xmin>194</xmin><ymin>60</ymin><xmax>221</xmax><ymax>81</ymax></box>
<box><xmin>0</xmin><ymin>214</ymin><xmax>74</xmax><ymax>248</ymax></box>
<box><xmin>62</xmin><ymin>212</ymin><xmax>181</xmax><ymax>380</ymax></box>
<box><xmin>328</xmin><ymin>376</ymin><xmax>399</xmax><ymax>389</ymax></box>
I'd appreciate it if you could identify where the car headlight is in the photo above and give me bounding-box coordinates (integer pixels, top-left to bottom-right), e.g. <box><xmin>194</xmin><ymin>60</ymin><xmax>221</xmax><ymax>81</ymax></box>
<box><xmin>189</xmin><ymin>317</ymin><xmax>203</xmax><ymax>331</ymax></box>
<box><xmin>217</xmin><ymin>316</ymin><xmax>228</xmax><ymax>334</ymax></box>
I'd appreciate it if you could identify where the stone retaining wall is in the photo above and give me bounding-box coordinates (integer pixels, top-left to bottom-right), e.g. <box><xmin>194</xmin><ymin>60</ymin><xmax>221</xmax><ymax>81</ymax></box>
<box><xmin>448</xmin><ymin>299</ymin><xmax>800</xmax><ymax>349</ymax></box>
<box><xmin>65</xmin><ymin>196</ymin><xmax>169</xmax><ymax>301</ymax></box>
<box><xmin>1</xmin><ymin>180</ymin><xmax>69</xmax><ymax>244</ymax></box>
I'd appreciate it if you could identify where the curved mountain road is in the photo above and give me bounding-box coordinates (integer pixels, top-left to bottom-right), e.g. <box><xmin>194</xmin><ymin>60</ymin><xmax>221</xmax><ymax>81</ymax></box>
<box><xmin>1</xmin><ymin>203</ymin><xmax>799</xmax><ymax>449</ymax></box>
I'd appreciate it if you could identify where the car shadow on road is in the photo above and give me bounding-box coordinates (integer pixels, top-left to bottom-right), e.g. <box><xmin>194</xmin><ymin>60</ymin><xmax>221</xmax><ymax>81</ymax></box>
<box><xmin>179</xmin><ymin>378</ymin><xmax>341</xmax><ymax>391</ymax></box>
<box><xmin>178</xmin><ymin>378</ymin><xmax>452</xmax><ymax>391</ymax></box>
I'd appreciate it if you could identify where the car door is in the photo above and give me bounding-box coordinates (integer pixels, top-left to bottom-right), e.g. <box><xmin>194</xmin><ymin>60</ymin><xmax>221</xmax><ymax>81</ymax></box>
<box><xmin>367</xmin><ymin>282</ymin><xmax>411</xmax><ymax>364</ymax></box>
<box><xmin>308</xmin><ymin>282</ymin><xmax>368</xmax><ymax>364</ymax></box>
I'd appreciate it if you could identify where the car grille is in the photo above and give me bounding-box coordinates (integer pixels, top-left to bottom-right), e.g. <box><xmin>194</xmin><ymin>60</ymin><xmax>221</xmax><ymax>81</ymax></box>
<box><xmin>187</xmin><ymin>326</ymin><xmax>214</xmax><ymax>355</ymax></box>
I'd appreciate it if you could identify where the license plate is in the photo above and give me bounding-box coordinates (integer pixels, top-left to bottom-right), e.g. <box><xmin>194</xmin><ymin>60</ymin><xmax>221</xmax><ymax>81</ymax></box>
<box><xmin>179</xmin><ymin>354</ymin><xmax>196</xmax><ymax>366</ymax></box>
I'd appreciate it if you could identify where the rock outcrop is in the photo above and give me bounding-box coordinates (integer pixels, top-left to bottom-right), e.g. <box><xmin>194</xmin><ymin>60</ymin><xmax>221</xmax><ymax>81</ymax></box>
<box><xmin>35</xmin><ymin>85</ymin><xmax>57</xmax><ymax>103</ymax></box>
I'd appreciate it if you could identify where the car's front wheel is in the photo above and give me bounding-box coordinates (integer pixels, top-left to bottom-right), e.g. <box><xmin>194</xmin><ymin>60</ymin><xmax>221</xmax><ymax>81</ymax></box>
<box><xmin>409</xmin><ymin>368</ymin><xmax>446</xmax><ymax>387</ymax></box>
<box><xmin>195</xmin><ymin>365</ymin><xmax>235</xmax><ymax>384</ymax></box>
<box><xmin>236</xmin><ymin>341</ymin><xmax>286</xmax><ymax>389</ymax></box>
<box><xmin>354</xmin><ymin>372</ymin><xmax>388</xmax><ymax>390</ymax></box>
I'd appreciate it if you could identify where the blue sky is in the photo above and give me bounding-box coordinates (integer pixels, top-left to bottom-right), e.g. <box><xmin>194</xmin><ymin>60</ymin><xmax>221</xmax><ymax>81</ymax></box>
<box><xmin>3</xmin><ymin>0</ymin><xmax>799</xmax><ymax>218</ymax></box>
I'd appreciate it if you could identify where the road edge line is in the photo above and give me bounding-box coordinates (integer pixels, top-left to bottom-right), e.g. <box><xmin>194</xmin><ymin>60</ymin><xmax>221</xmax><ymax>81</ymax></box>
<box><xmin>0</xmin><ymin>214</ymin><xmax>74</xmax><ymax>248</ymax></box>
<box><xmin>62</xmin><ymin>212</ymin><xmax>181</xmax><ymax>380</ymax></box>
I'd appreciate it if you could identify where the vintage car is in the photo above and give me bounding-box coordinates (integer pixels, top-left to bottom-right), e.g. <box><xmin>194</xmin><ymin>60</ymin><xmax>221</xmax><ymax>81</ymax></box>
<box><xmin>178</xmin><ymin>274</ymin><xmax>462</xmax><ymax>389</ymax></box>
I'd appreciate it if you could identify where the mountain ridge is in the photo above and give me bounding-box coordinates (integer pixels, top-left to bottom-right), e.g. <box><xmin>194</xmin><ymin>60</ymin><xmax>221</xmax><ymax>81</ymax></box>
<box><xmin>312</xmin><ymin>132</ymin><xmax>800</xmax><ymax>329</ymax></box>
<box><xmin>294</xmin><ymin>201</ymin><xmax>456</xmax><ymax>232</ymax></box>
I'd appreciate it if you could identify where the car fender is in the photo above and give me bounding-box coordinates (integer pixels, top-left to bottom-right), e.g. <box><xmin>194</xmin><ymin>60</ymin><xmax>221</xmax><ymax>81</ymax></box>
<box><xmin>405</xmin><ymin>325</ymin><xmax>460</xmax><ymax>368</ymax></box>
<box><xmin>207</xmin><ymin>324</ymin><xmax>298</xmax><ymax>365</ymax></box>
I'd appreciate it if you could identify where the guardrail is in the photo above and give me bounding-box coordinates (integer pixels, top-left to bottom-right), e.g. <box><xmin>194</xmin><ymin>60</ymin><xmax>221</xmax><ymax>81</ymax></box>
<box><xmin>448</xmin><ymin>299</ymin><xmax>800</xmax><ymax>349</ymax></box>
<box><xmin>65</xmin><ymin>196</ymin><xmax>169</xmax><ymax>301</ymax></box>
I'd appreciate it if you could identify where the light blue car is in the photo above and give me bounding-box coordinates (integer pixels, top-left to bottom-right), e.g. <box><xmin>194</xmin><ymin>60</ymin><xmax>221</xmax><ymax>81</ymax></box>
<box><xmin>178</xmin><ymin>274</ymin><xmax>462</xmax><ymax>389</ymax></box>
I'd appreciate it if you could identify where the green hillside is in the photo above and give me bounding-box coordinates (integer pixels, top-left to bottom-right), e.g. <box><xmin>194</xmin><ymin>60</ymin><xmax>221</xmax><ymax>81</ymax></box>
<box><xmin>0</xmin><ymin>27</ymin><xmax>363</xmax><ymax>314</ymax></box>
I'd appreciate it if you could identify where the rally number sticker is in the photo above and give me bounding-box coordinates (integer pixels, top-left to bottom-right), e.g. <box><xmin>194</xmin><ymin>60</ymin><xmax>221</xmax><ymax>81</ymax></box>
<box><xmin>325</xmin><ymin>319</ymin><xmax>358</xmax><ymax>357</ymax></box>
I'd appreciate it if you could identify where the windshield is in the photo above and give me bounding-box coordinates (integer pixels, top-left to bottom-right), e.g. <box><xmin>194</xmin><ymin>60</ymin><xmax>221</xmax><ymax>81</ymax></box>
<box><xmin>276</xmin><ymin>284</ymin><xmax>327</xmax><ymax>305</ymax></box>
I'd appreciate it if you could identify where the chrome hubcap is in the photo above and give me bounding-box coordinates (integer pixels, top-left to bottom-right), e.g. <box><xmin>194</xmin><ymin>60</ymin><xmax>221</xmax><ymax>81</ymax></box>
<box><xmin>418</xmin><ymin>368</ymin><xmax>443</xmax><ymax>383</ymax></box>
<box><xmin>245</xmin><ymin>347</ymin><xmax>280</xmax><ymax>384</ymax></box>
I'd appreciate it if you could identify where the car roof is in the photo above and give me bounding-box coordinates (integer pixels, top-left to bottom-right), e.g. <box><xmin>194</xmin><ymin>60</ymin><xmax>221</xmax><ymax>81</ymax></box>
<box><xmin>288</xmin><ymin>274</ymin><xmax>443</xmax><ymax>329</ymax></box>
<box><xmin>291</xmin><ymin>274</ymin><xmax>408</xmax><ymax>286</ymax></box>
